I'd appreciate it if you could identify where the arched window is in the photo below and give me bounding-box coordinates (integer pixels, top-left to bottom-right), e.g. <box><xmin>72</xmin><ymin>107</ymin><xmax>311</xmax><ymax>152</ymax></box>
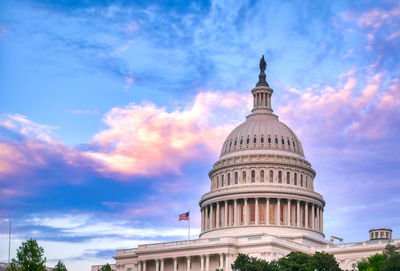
<box><xmin>281</xmin><ymin>139</ymin><xmax>285</xmax><ymax>145</ymax></box>
<box><xmin>275</xmin><ymin>137</ymin><xmax>278</xmax><ymax>144</ymax></box>
<box><xmin>288</xmin><ymin>140</ymin><xmax>290</xmax><ymax>146</ymax></box>
<box><xmin>242</xmin><ymin>171</ymin><xmax>246</xmax><ymax>183</ymax></box>
<box><xmin>294</xmin><ymin>173</ymin><xmax>297</xmax><ymax>185</ymax></box>
<box><xmin>260</xmin><ymin>170</ymin><xmax>264</xmax><ymax>182</ymax></box>
<box><xmin>235</xmin><ymin>172</ymin><xmax>238</xmax><ymax>184</ymax></box>
<box><xmin>293</xmin><ymin>141</ymin><xmax>296</xmax><ymax>148</ymax></box>
<box><xmin>222</xmin><ymin>175</ymin><xmax>225</xmax><ymax>187</ymax></box>
<box><xmin>251</xmin><ymin>170</ymin><xmax>255</xmax><ymax>182</ymax></box>
<box><xmin>278</xmin><ymin>171</ymin><xmax>282</xmax><ymax>183</ymax></box>
<box><xmin>286</xmin><ymin>172</ymin><xmax>290</xmax><ymax>184</ymax></box>
<box><xmin>253</xmin><ymin>137</ymin><xmax>257</xmax><ymax>144</ymax></box>
<box><xmin>247</xmin><ymin>137</ymin><xmax>250</xmax><ymax>144</ymax></box>
<box><xmin>269</xmin><ymin>170</ymin><xmax>273</xmax><ymax>183</ymax></box>
<box><xmin>261</xmin><ymin>136</ymin><xmax>264</xmax><ymax>143</ymax></box>
<box><xmin>300</xmin><ymin>174</ymin><xmax>303</xmax><ymax>187</ymax></box>
<box><xmin>234</xmin><ymin>140</ymin><xmax>237</xmax><ymax>147</ymax></box>
<box><xmin>240</xmin><ymin>138</ymin><xmax>243</xmax><ymax>146</ymax></box>
<box><xmin>268</xmin><ymin>137</ymin><xmax>271</xmax><ymax>144</ymax></box>
<box><xmin>229</xmin><ymin>140</ymin><xmax>232</xmax><ymax>148</ymax></box>
<box><xmin>228</xmin><ymin>173</ymin><xmax>231</xmax><ymax>185</ymax></box>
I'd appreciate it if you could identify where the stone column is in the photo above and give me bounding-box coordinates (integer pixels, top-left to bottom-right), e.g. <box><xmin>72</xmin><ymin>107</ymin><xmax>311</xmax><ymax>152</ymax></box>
<box><xmin>156</xmin><ymin>259</ymin><xmax>159</xmax><ymax>271</ymax></box>
<box><xmin>216</xmin><ymin>202</ymin><xmax>220</xmax><ymax>228</ymax></box>
<box><xmin>266</xmin><ymin>198</ymin><xmax>270</xmax><ymax>225</ymax></box>
<box><xmin>205</xmin><ymin>206</ymin><xmax>209</xmax><ymax>231</ymax></box>
<box><xmin>200</xmin><ymin>255</ymin><xmax>204</xmax><ymax>271</ymax></box>
<box><xmin>305</xmin><ymin>203</ymin><xmax>309</xmax><ymax>229</ymax></box>
<box><xmin>234</xmin><ymin>199</ymin><xmax>238</xmax><ymax>226</ymax></box>
<box><xmin>297</xmin><ymin>201</ymin><xmax>300</xmax><ymax>227</ymax></box>
<box><xmin>277</xmin><ymin>198</ymin><xmax>281</xmax><ymax>225</ymax></box>
<box><xmin>321</xmin><ymin>208</ymin><xmax>324</xmax><ymax>232</ymax></box>
<box><xmin>219</xmin><ymin>254</ymin><xmax>224</xmax><ymax>269</ymax></box>
<box><xmin>311</xmin><ymin>204</ymin><xmax>315</xmax><ymax>230</ymax></box>
<box><xmin>244</xmin><ymin>198</ymin><xmax>248</xmax><ymax>225</ymax></box>
<box><xmin>138</xmin><ymin>261</ymin><xmax>142</xmax><ymax>271</ymax></box>
<box><xmin>186</xmin><ymin>256</ymin><xmax>190</xmax><ymax>271</ymax></box>
<box><xmin>206</xmin><ymin>255</ymin><xmax>210</xmax><ymax>271</ymax></box>
<box><xmin>173</xmin><ymin>258</ymin><xmax>177</xmax><ymax>271</ymax></box>
<box><xmin>225</xmin><ymin>254</ymin><xmax>230</xmax><ymax>271</ymax></box>
<box><xmin>143</xmin><ymin>261</ymin><xmax>147</xmax><ymax>271</ymax></box>
<box><xmin>287</xmin><ymin>199</ymin><xmax>291</xmax><ymax>226</ymax></box>
<box><xmin>255</xmin><ymin>198</ymin><xmax>259</xmax><ymax>225</ymax></box>
<box><xmin>201</xmin><ymin>208</ymin><xmax>204</xmax><ymax>232</ymax></box>
<box><xmin>224</xmin><ymin>201</ymin><xmax>228</xmax><ymax>227</ymax></box>
<box><xmin>317</xmin><ymin>206</ymin><xmax>320</xmax><ymax>231</ymax></box>
<box><xmin>210</xmin><ymin>204</ymin><xmax>214</xmax><ymax>229</ymax></box>
<box><xmin>161</xmin><ymin>259</ymin><xmax>164</xmax><ymax>271</ymax></box>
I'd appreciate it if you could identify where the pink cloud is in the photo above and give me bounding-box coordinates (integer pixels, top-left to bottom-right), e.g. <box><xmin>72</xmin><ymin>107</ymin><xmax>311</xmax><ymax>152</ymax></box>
<box><xmin>357</xmin><ymin>7</ymin><xmax>400</xmax><ymax>29</ymax></box>
<box><xmin>278</xmin><ymin>70</ymin><xmax>399</xmax><ymax>142</ymax></box>
<box><xmin>85</xmin><ymin>91</ymin><xmax>250</xmax><ymax>176</ymax></box>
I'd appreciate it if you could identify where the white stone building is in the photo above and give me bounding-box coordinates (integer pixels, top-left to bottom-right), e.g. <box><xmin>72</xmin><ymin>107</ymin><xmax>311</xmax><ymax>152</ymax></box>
<box><xmin>95</xmin><ymin>57</ymin><xmax>399</xmax><ymax>271</ymax></box>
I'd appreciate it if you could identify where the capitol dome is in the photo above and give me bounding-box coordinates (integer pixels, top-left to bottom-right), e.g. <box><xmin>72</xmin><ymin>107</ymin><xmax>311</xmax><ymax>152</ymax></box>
<box><xmin>199</xmin><ymin>56</ymin><xmax>326</xmax><ymax>245</ymax></box>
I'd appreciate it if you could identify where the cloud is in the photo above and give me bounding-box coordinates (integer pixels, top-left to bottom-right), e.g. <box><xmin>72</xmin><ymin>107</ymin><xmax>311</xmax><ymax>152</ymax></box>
<box><xmin>84</xmin><ymin>91</ymin><xmax>250</xmax><ymax>176</ymax></box>
<box><xmin>67</xmin><ymin>109</ymin><xmax>99</xmax><ymax>115</ymax></box>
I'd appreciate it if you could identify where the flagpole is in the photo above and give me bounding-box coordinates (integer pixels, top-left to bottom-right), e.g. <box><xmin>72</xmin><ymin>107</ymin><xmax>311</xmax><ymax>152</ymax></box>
<box><xmin>188</xmin><ymin>210</ymin><xmax>190</xmax><ymax>241</ymax></box>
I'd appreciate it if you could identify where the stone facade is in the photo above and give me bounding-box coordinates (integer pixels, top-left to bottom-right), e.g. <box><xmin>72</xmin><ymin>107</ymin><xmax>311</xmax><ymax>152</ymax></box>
<box><xmin>93</xmin><ymin>59</ymin><xmax>398</xmax><ymax>271</ymax></box>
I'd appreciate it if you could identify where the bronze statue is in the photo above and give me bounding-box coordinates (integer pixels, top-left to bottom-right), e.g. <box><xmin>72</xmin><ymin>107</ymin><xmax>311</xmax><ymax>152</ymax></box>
<box><xmin>259</xmin><ymin>55</ymin><xmax>267</xmax><ymax>72</ymax></box>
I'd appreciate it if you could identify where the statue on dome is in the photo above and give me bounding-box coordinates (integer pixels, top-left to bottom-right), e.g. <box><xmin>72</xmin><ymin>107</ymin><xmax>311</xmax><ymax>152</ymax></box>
<box><xmin>260</xmin><ymin>55</ymin><xmax>267</xmax><ymax>72</ymax></box>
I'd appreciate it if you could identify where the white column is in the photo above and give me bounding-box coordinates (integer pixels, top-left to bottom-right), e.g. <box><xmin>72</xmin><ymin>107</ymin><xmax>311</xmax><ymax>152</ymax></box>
<box><xmin>244</xmin><ymin>198</ymin><xmax>248</xmax><ymax>225</ymax></box>
<box><xmin>266</xmin><ymin>198</ymin><xmax>270</xmax><ymax>225</ymax></box>
<box><xmin>161</xmin><ymin>259</ymin><xmax>164</xmax><ymax>271</ymax></box>
<box><xmin>210</xmin><ymin>204</ymin><xmax>214</xmax><ymax>229</ymax></box>
<box><xmin>201</xmin><ymin>208</ymin><xmax>204</xmax><ymax>232</ymax></box>
<box><xmin>317</xmin><ymin>206</ymin><xmax>320</xmax><ymax>231</ymax></box>
<box><xmin>186</xmin><ymin>256</ymin><xmax>190</xmax><ymax>271</ymax></box>
<box><xmin>224</xmin><ymin>201</ymin><xmax>228</xmax><ymax>227</ymax></box>
<box><xmin>156</xmin><ymin>259</ymin><xmax>159</xmax><ymax>271</ymax></box>
<box><xmin>321</xmin><ymin>208</ymin><xmax>324</xmax><ymax>232</ymax></box>
<box><xmin>143</xmin><ymin>261</ymin><xmax>147</xmax><ymax>271</ymax></box>
<box><xmin>173</xmin><ymin>258</ymin><xmax>177</xmax><ymax>271</ymax></box>
<box><xmin>297</xmin><ymin>201</ymin><xmax>300</xmax><ymax>227</ymax></box>
<box><xmin>200</xmin><ymin>256</ymin><xmax>204</xmax><ymax>271</ymax></box>
<box><xmin>311</xmin><ymin>204</ymin><xmax>315</xmax><ymax>230</ymax></box>
<box><xmin>255</xmin><ymin>198</ymin><xmax>259</xmax><ymax>225</ymax></box>
<box><xmin>219</xmin><ymin>254</ymin><xmax>223</xmax><ymax>269</ymax></box>
<box><xmin>138</xmin><ymin>261</ymin><xmax>142</xmax><ymax>271</ymax></box>
<box><xmin>287</xmin><ymin>200</ymin><xmax>291</xmax><ymax>226</ymax></box>
<box><xmin>234</xmin><ymin>199</ymin><xmax>238</xmax><ymax>226</ymax></box>
<box><xmin>205</xmin><ymin>206</ymin><xmax>209</xmax><ymax>230</ymax></box>
<box><xmin>305</xmin><ymin>203</ymin><xmax>309</xmax><ymax>229</ymax></box>
<box><xmin>205</xmin><ymin>255</ymin><xmax>210</xmax><ymax>271</ymax></box>
<box><xmin>276</xmin><ymin>199</ymin><xmax>280</xmax><ymax>225</ymax></box>
<box><xmin>225</xmin><ymin>254</ymin><xmax>230</xmax><ymax>271</ymax></box>
<box><xmin>216</xmin><ymin>202</ymin><xmax>220</xmax><ymax>228</ymax></box>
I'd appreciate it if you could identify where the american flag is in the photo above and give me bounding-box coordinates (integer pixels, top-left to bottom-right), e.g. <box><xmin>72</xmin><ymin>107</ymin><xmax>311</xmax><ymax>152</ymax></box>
<box><xmin>179</xmin><ymin>211</ymin><xmax>190</xmax><ymax>221</ymax></box>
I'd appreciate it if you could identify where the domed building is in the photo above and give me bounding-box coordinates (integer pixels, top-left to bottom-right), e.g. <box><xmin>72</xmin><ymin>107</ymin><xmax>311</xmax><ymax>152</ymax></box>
<box><xmin>95</xmin><ymin>57</ymin><xmax>399</xmax><ymax>271</ymax></box>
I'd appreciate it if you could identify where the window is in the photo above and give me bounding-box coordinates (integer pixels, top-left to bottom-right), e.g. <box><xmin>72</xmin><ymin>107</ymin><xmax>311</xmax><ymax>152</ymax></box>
<box><xmin>293</xmin><ymin>141</ymin><xmax>296</xmax><ymax>148</ymax></box>
<box><xmin>253</xmin><ymin>137</ymin><xmax>257</xmax><ymax>144</ymax></box>
<box><xmin>269</xmin><ymin>170</ymin><xmax>273</xmax><ymax>182</ymax></box>
<box><xmin>294</xmin><ymin>173</ymin><xmax>297</xmax><ymax>185</ymax></box>
<box><xmin>234</xmin><ymin>140</ymin><xmax>237</xmax><ymax>146</ymax></box>
<box><xmin>235</xmin><ymin>172</ymin><xmax>238</xmax><ymax>184</ymax></box>
<box><xmin>229</xmin><ymin>140</ymin><xmax>232</xmax><ymax>148</ymax></box>
<box><xmin>286</xmin><ymin>172</ymin><xmax>290</xmax><ymax>184</ymax></box>
<box><xmin>275</xmin><ymin>137</ymin><xmax>278</xmax><ymax>144</ymax></box>
<box><xmin>261</xmin><ymin>136</ymin><xmax>264</xmax><ymax>143</ymax></box>
<box><xmin>278</xmin><ymin>171</ymin><xmax>282</xmax><ymax>183</ymax></box>
<box><xmin>247</xmin><ymin>137</ymin><xmax>250</xmax><ymax>144</ymax></box>
<box><xmin>268</xmin><ymin>137</ymin><xmax>271</xmax><ymax>144</ymax></box>
<box><xmin>251</xmin><ymin>170</ymin><xmax>255</xmax><ymax>182</ymax></box>
<box><xmin>222</xmin><ymin>175</ymin><xmax>225</xmax><ymax>187</ymax></box>
<box><xmin>288</xmin><ymin>140</ymin><xmax>290</xmax><ymax>146</ymax></box>
<box><xmin>243</xmin><ymin>171</ymin><xmax>246</xmax><ymax>183</ymax></box>
<box><xmin>260</xmin><ymin>170</ymin><xmax>264</xmax><ymax>182</ymax></box>
<box><xmin>281</xmin><ymin>139</ymin><xmax>285</xmax><ymax>145</ymax></box>
<box><xmin>240</xmin><ymin>138</ymin><xmax>243</xmax><ymax>145</ymax></box>
<box><xmin>228</xmin><ymin>173</ymin><xmax>231</xmax><ymax>185</ymax></box>
<box><xmin>300</xmin><ymin>174</ymin><xmax>303</xmax><ymax>187</ymax></box>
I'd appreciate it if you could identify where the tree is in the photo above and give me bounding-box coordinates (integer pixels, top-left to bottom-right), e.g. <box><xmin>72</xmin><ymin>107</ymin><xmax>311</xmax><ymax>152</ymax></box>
<box><xmin>7</xmin><ymin>239</ymin><xmax>46</xmax><ymax>271</ymax></box>
<box><xmin>276</xmin><ymin>251</ymin><xmax>313</xmax><ymax>271</ymax></box>
<box><xmin>311</xmin><ymin>251</ymin><xmax>342</xmax><ymax>271</ymax></box>
<box><xmin>357</xmin><ymin>244</ymin><xmax>400</xmax><ymax>271</ymax></box>
<box><xmin>231</xmin><ymin>253</ymin><xmax>279</xmax><ymax>271</ymax></box>
<box><xmin>54</xmin><ymin>260</ymin><xmax>68</xmax><ymax>271</ymax></box>
<box><xmin>99</xmin><ymin>263</ymin><xmax>113</xmax><ymax>271</ymax></box>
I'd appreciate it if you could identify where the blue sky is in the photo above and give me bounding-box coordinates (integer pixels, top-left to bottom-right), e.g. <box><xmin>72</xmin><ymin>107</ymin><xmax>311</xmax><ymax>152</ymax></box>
<box><xmin>1</xmin><ymin>0</ymin><xmax>400</xmax><ymax>270</ymax></box>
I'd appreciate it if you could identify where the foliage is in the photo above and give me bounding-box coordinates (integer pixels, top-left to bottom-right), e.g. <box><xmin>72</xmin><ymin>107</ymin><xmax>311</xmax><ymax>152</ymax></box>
<box><xmin>231</xmin><ymin>251</ymin><xmax>342</xmax><ymax>271</ymax></box>
<box><xmin>7</xmin><ymin>239</ymin><xmax>47</xmax><ymax>271</ymax></box>
<box><xmin>357</xmin><ymin>244</ymin><xmax>400</xmax><ymax>271</ymax></box>
<box><xmin>54</xmin><ymin>260</ymin><xmax>68</xmax><ymax>271</ymax></box>
<box><xmin>99</xmin><ymin>263</ymin><xmax>113</xmax><ymax>271</ymax></box>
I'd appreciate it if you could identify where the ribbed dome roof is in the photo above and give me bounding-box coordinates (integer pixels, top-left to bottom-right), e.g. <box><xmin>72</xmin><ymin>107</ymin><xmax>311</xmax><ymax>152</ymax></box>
<box><xmin>220</xmin><ymin>113</ymin><xmax>304</xmax><ymax>158</ymax></box>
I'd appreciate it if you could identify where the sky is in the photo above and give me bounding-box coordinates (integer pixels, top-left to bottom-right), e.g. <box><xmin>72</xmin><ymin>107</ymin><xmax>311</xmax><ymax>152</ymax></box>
<box><xmin>0</xmin><ymin>0</ymin><xmax>399</xmax><ymax>270</ymax></box>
